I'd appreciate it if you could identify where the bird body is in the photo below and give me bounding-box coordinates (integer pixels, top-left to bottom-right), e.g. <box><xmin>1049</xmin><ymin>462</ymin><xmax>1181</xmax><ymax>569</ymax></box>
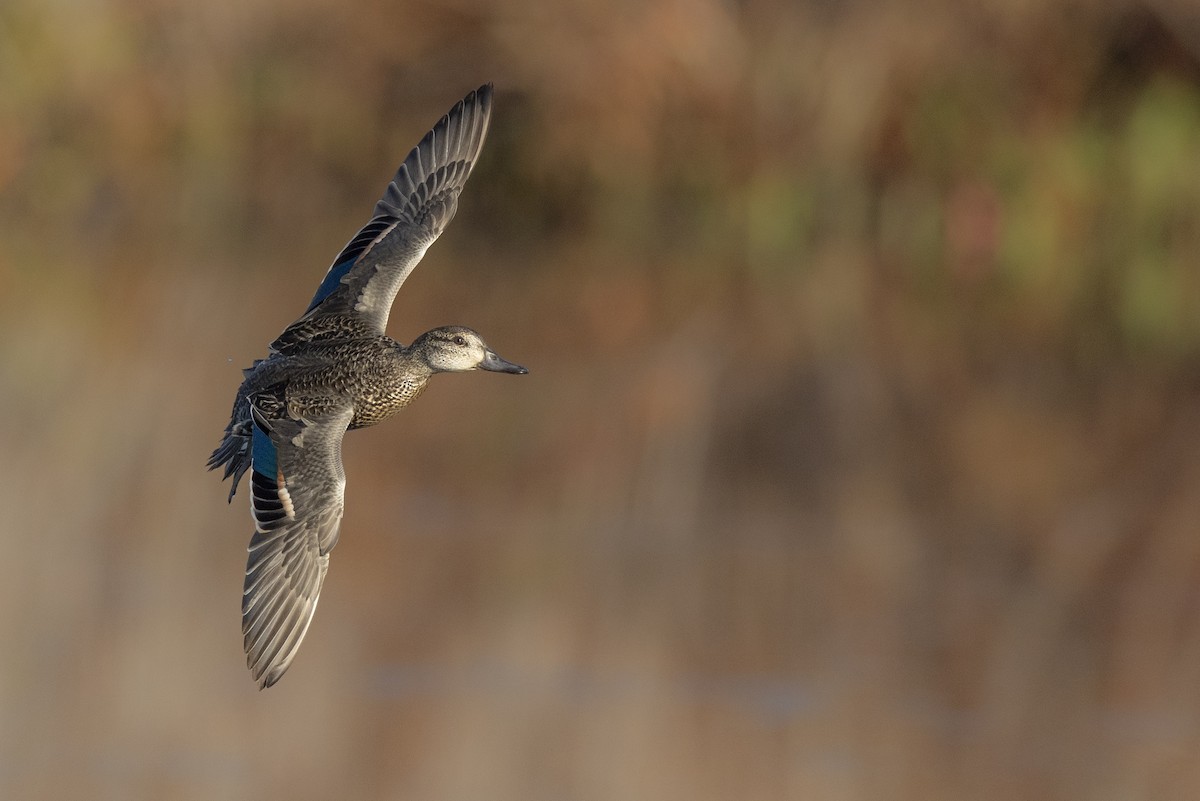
<box><xmin>209</xmin><ymin>84</ymin><xmax>526</xmax><ymax>688</ymax></box>
<box><xmin>224</xmin><ymin>335</ymin><xmax>432</xmax><ymax>442</ymax></box>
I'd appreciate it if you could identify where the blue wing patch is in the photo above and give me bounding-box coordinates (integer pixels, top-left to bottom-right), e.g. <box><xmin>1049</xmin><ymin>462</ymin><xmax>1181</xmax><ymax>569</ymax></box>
<box><xmin>304</xmin><ymin>216</ymin><xmax>397</xmax><ymax>312</ymax></box>
<box><xmin>306</xmin><ymin>258</ymin><xmax>356</xmax><ymax>313</ymax></box>
<box><xmin>251</xmin><ymin>416</ymin><xmax>278</xmax><ymax>478</ymax></box>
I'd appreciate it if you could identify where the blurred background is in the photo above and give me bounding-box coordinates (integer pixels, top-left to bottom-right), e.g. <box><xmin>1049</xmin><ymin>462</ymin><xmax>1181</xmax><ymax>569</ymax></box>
<box><xmin>3</xmin><ymin>0</ymin><xmax>1200</xmax><ymax>798</ymax></box>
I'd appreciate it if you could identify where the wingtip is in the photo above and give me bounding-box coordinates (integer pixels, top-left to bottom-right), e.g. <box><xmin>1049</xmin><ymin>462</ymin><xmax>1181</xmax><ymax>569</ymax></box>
<box><xmin>257</xmin><ymin>669</ymin><xmax>281</xmax><ymax>690</ymax></box>
<box><xmin>469</xmin><ymin>83</ymin><xmax>495</xmax><ymax>115</ymax></box>
<box><xmin>248</xmin><ymin>645</ymin><xmax>290</xmax><ymax>689</ymax></box>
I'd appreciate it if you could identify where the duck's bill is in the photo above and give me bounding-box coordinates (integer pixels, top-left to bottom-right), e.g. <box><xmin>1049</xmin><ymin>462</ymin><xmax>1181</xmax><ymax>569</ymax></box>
<box><xmin>480</xmin><ymin>351</ymin><xmax>528</xmax><ymax>374</ymax></box>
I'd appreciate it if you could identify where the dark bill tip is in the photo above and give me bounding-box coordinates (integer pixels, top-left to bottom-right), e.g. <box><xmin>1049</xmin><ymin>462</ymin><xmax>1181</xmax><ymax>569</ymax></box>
<box><xmin>481</xmin><ymin>351</ymin><xmax>528</xmax><ymax>374</ymax></box>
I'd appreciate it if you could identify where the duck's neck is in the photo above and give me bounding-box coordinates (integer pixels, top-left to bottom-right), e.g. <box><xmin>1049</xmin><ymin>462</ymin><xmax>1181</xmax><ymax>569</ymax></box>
<box><xmin>396</xmin><ymin>341</ymin><xmax>438</xmax><ymax>376</ymax></box>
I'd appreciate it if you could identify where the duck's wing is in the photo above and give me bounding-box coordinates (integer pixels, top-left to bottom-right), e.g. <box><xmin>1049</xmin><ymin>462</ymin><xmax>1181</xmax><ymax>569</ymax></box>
<box><xmin>270</xmin><ymin>84</ymin><xmax>494</xmax><ymax>351</ymax></box>
<box><xmin>242</xmin><ymin>401</ymin><xmax>354</xmax><ymax>689</ymax></box>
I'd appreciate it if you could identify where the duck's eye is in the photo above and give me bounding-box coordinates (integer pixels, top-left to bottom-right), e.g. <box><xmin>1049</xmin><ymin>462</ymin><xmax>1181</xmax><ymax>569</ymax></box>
<box><xmin>452</xmin><ymin>335</ymin><xmax>467</xmax><ymax>346</ymax></box>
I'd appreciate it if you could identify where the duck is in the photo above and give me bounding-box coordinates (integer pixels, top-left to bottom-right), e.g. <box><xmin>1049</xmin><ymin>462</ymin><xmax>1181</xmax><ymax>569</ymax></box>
<box><xmin>208</xmin><ymin>84</ymin><xmax>526</xmax><ymax>689</ymax></box>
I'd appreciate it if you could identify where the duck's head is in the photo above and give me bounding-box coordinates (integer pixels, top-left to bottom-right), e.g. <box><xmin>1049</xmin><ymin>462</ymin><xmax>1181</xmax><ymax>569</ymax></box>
<box><xmin>411</xmin><ymin>326</ymin><xmax>528</xmax><ymax>374</ymax></box>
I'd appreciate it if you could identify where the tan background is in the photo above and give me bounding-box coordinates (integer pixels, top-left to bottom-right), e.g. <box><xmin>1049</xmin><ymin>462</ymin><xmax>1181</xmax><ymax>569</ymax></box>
<box><xmin>4</xmin><ymin>1</ymin><xmax>1200</xmax><ymax>798</ymax></box>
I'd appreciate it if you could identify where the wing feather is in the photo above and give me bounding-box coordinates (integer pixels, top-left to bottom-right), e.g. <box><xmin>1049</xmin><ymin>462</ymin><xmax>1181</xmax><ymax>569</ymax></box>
<box><xmin>242</xmin><ymin>402</ymin><xmax>353</xmax><ymax>688</ymax></box>
<box><xmin>271</xmin><ymin>84</ymin><xmax>494</xmax><ymax>351</ymax></box>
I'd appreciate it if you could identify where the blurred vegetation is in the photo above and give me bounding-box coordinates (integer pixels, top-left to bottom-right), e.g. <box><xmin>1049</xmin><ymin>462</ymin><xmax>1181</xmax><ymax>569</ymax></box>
<box><xmin>4</xmin><ymin>1</ymin><xmax>1200</xmax><ymax>800</ymax></box>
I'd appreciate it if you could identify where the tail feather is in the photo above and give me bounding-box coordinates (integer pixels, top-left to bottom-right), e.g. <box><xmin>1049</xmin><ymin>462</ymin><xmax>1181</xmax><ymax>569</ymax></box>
<box><xmin>212</xmin><ymin>374</ymin><xmax>287</xmax><ymax>502</ymax></box>
<box><xmin>208</xmin><ymin>432</ymin><xmax>251</xmax><ymax>501</ymax></box>
<box><xmin>209</xmin><ymin>406</ymin><xmax>253</xmax><ymax>501</ymax></box>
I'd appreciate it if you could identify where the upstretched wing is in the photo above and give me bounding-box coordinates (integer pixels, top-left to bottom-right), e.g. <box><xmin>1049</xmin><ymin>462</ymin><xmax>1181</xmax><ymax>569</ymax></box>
<box><xmin>270</xmin><ymin>84</ymin><xmax>494</xmax><ymax>351</ymax></box>
<box><xmin>243</xmin><ymin>401</ymin><xmax>354</xmax><ymax>688</ymax></box>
